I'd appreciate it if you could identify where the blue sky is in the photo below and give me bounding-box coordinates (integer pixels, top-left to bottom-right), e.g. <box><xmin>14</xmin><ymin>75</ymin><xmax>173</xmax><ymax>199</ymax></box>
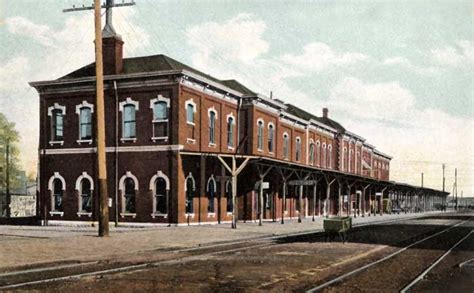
<box><xmin>0</xmin><ymin>0</ymin><xmax>472</xmax><ymax>195</ymax></box>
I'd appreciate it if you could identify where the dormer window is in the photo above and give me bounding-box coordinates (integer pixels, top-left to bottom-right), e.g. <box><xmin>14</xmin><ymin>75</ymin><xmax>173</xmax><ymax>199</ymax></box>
<box><xmin>150</xmin><ymin>95</ymin><xmax>170</xmax><ymax>141</ymax></box>
<box><xmin>119</xmin><ymin>97</ymin><xmax>139</xmax><ymax>142</ymax></box>
<box><xmin>48</xmin><ymin>103</ymin><xmax>66</xmax><ymax>145</ymax></box>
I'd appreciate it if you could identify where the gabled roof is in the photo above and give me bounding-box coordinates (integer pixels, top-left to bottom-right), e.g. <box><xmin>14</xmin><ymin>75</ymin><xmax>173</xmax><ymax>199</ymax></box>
<box><xmin>285</xmin><ymin>103</ymin><xmax>345</xmax><ymax>133</ymax></box>
<box><xmin>221</xmin><ymin>80</ymin><xmax>256</xmax><ymax>95</ymax></box>
<box><xmin>317</xmin><ymin>116</ymin><xmax>346</xmax><ymax>133</ymax></box>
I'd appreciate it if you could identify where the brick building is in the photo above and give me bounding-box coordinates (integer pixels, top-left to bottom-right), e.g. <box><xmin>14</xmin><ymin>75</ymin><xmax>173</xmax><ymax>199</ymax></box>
<box><xmin>30</xmin><ymin>15</ymin><xmax>446</xmax><ymax>226</ymax></box>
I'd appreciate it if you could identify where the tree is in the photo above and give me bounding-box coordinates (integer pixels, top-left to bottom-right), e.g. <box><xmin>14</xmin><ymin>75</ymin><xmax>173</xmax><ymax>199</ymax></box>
<box><xmin>0</xmin><ymin>113</ymin><xmax>23</xmax><ymax>216</ymax></box>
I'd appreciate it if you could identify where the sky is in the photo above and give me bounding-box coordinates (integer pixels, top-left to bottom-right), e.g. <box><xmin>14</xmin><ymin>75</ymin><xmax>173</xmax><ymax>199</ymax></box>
<box><xmin>0</xmin><ymin>0</ymin><xmax>472</xmax><ymax>195</ymax></box>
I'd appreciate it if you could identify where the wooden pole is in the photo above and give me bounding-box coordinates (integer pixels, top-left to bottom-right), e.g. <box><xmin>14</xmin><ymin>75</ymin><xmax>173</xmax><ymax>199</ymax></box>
<box><xmin>95</xmin><ymin>0</ymin><xmax>109</xmax><ymax>237</ymax></box>
<box><xmin>281</xmin><ymin>180</ymin><xmax>286</xmax><ymax>224</ymax></box>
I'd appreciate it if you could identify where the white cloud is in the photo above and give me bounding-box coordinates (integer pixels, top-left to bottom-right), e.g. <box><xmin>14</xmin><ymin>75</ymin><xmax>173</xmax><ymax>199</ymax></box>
<box><xmin>186</xmin><ymin>13</ymin><xmax>269</xmax><ymax>68</ymax></box>
<box><xmin>6</xmin><ymin>16</ymin><xmax>55</xmax><ymax>47</ymax></box>
<box><xmin>431</xmin><ymin>40</ymin><xmax>474</xmax><ymax>67</ymax></box>
<box><xmin>281</xmin><ymin>42</ymin><xmax>368</xmax><ymax>72</ymax></box>
<box><xmin>383</xmin><ymin>56</ymin><xmax>438</xmax><ymax>75</ymax></box>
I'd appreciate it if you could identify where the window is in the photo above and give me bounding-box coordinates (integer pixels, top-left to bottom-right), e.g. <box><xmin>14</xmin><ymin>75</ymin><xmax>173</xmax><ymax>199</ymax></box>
<box><xmin>123</xmin><ymin>104</ymin><xmax>136</xmax><ymax>139</ymax></box>
<box><xmin>227</xmin><ymin>116</ymin><xmax>234</xmax><ymax>148</ymax></box>
<box><xmin>154</xmin><ymin>178</ymin><xmax>167</xmax><ymax>214</ymax></box>
<box><xmin>209</xmin><ymin>110</ymin><xmax>216</xmax><ymax>145</ymax></box>
<box><xmin>124</xmin><ymin>178</ymin><xmax>136</xmax><ymax>213</ymax></box>
<box><xmin>268</xmin><ymin>123</ymin><xmax>274</xmax><ymax>153</ymax></box>
<box><xmin>53</xmin><ymin>179</ymin><xmax>63</xmax><ymax>212</ymax></box>
<box><xmin>79</xmin><ymin>107</ymin><xmax>92</xmax><ymax>140</ymax></box>
<box><xmin>48</xmin><ymin>103</ymin><xmax>66</xmax><ymax>144</ymax></box>
<box><xmin>52</xmin><ymin>109</ymin><xmax>64</xmax><ymax>141</ymax></box>
<box><xmin>152</xmin><ymin>99</ymin><xmax>169</xmax><ymax>139</ymax></box>
<box><xmin>226</xmin><ymin>180</ymin><xmax>233</xmax><ymax>213</ymax></box>
<box><xmin>187</xmin><ymin>104</ymin><xmax>194</xmax><ymax>124</ymax></box>
<box><xmin>309</xmin><ymin>143</ymin><xmax>315</xmax><ymax>165</ymax></box>
<box><xmin>207</xmin><ymin>176</ymin><xmax>217</xmax><ymax>213</ymax></box>
<box><xmin>257</xmin><ymin>119</ymin><xmax>264</xmax><ymax>151</ymax></box>
<box><xmin>316</xmin><ymin>141</ymin><xmax>320</xmax><ymax>166</ymax></box>
<box><xmin>80</xmin><ymin>179</ymin><xmax>92</xmax><ymax>213</ymax></box>
<box><xmin>295</xmin><ymin>137</ymin><xmax>301</xmax><ymax>161</ymax></box>
<box><xmin>328</xmin><ymin>145</ymin><xmax>333</xmax><ymax>169</ymax></box>
<box><xmin>322</xmin><ymin>143</ymin><xmax>327</xmax><ymax>167</ymax></box>
<box><xmin>283</xmin><ymin>133</ymin><xmax>289</xmax><ymax>159</ymax></box>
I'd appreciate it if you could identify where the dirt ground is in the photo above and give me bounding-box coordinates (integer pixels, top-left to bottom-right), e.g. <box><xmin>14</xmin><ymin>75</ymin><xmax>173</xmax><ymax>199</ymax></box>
<box><xmin>4</xmin><ymin>212</ymin><xmax>471</xmax><ymax>292</ymax></box>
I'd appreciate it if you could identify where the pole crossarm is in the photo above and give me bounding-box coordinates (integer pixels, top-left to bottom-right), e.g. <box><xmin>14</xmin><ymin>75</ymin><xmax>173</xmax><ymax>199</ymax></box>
<box><xmin>63</xmin><ymin>1</ymin><xmax>135</xmax><ymax>12</ymax></box>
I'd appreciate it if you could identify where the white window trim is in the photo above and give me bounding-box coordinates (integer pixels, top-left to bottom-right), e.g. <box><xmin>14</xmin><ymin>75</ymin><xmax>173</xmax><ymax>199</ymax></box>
<box><xmin>119</xmin><ymin>171</ymin><xmax>139</xmax><ymax>216</ymax></box>
<box><xmin>207</xmin><ymin>106</ymin><xmax>219</xmax><ymax>119</ymax></box>
<box><xmin>48</xmin><ymin>103</ymin><xmax>66</xmax><ymax>145</ymax></box>
<box><xmin>75</xmin><ymin>172</ymin><xmax>94</xmax><ymax>214</ymax></box>
<box><xmin>185</xmin><ymin>98</ymin><xmax>197</xmax><ymax>126</ymax></box>
<box><xmin>267</xmin><ymin>122</ymin><xmax>275</xmax><ymax>153</ymax></box>
<box><xmin>208</xmin><ymin>108</ymin><xmax>218</xmax><ymax>145</ymax></box>
<box><xmin>295</xmin><ymin>137</ymin><xmax>302</xmax><ymax>161</ymax></box>
<box><xmin>150</xmin><ymin>95</ymin><xmax>170</xmax><ymax>141</ymax></box>
<box><xmin>149</xmin><ymin>170</ymin><xmax>170</xmax><ymax>217</ymax></box>
<box><xmin>48</xmin><ymin>172</ymin><xmax>66</xmax><ymax>215</ymax></box>
<box><xmin>185</xmin><ymin>172</ymin><xmax>196</xmax><ymax>216</ymax></box>
<box><xmin>283</xmin><ymin>132</ymin><xmax>289</xmax><ymax>160</ymax></box>
<box><xmin>328</xmin><ymin>144</ymin><xmax>333</xmax><ymax>169</ymax></box>
<box><xmin>257</xmin><ymin>118</ymin><xmax>264</xmax><ymax>151</ymax></box>
<box><xmin>76</xmin><ymin>101</ymin><xmax>94</xmax><ymax>144</ymax></box>
<box><xmin>322</xmin><ymin>143</ymin><xmax>327</xmax><ymax>168</ymax></box>
<box><xmin>119</xmin><ymin>97</ymin><xmax>139</xmax><ymax>142</ymax></box>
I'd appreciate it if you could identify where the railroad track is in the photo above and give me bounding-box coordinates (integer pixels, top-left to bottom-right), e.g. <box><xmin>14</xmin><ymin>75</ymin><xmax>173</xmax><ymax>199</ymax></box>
<box><xmin>306</xmin><ymin>217</ymin><xmax>473</xmax><ymax>292</ymax></box>
<box><xmin>0</xmin><ymin>213</ymin><xmax>452</xmax><ymax>290</ymax></box>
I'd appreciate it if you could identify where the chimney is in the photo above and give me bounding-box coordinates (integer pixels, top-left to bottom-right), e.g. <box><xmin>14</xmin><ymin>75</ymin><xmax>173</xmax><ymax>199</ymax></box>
<box><xmin>102</xmin><ymin>0</ymin><xmax>124</xmax><ymax>75</ymax></box>
<box><xmin>323</xmin><ymin>108</ymin><xmax>329</xmax><ymax>118</ymax></box>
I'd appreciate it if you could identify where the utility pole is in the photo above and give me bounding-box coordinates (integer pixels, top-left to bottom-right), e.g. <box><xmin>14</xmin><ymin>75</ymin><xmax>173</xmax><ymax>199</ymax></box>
<box><xmin>442</xmin><ymin>164</ymin><xmax>445</xmax><ymax>209</ymax></box>
<box><xmin>64</xmin><ymin>0</ymin><xmax>135</xmax><ymax>237</ymax></box>
<box><xmin>454</xmin><ymin>168</ymin><xmax>458</xmax><ymax>211</ymax></box>
<box><xmin>421</xmin><ymin>172</ymin><xmax>423</xmax><ymax>187</ymax></box>
<box><xmin>5</xmin><ymin>139</ymin><xmax>10</xmax><ymax>218</ymax></box>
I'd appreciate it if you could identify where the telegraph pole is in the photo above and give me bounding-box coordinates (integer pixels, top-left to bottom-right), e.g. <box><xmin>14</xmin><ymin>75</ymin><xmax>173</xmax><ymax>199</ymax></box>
<box><xmin>454</xmin><ymin>168</ymin><xmax>458</xmax><ymax>211</ymax></box>
<box><xmin>421</xmin><ymin>172</ymin><xmax>423</xmax><ymax>187</ymax></box>
<box><xmin>64</xmin><ymin>0</ymin><xmax>135</xmax><ymax>237</ymax></box>
<box><xmin>5</xmin><ymin>139</ymin><xmax>10</xmax><ymax>218</ymax></box>
<box><xmin>442</xmin><ymin>164</ymin><xmax>445</xmax><ymax>209</ymax></box>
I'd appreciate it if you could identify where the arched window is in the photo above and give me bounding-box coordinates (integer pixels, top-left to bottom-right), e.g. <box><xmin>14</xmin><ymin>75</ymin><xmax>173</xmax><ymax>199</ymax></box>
<box><xmin>257</xmin><ymin>119</ymin><xmax>264</xmax><ymax>151</ymax></box>
<box><xmin>154</xmin><ymin>177</ymin><xmax>167</xmax><ymax>214</ymax></box>
<box><xmin>322</xmin><ymin>143</ymin><xmax>327</xmax><ymax>167</ymax></box>
<box><xmin>295</xmin><ymin>137</ymin><xmax>301</xmax><ymax>161</ymax></box>
<box><xmin>207</xmin><ymin>175</ymin><xmax>217</xmax><ymax>213</ymax></box>
<box><xmin>124</xmin><ymin>178</ymin><xmax>136</xmax><ymax>213</ymax></box>
<box><xmin>227</xmin><ymin>116</ymin><xmax>234</xmax><ymax>148</ymax></box>
<box><xmin>53</xmin><ymin>179</ymin><xmax>63</xmax><ymax>212</ymax></box>
<box><xmin>52</xmin><ymin>109</ymin><xmax>64</xmax><ymax>141</ymax></box>
<box><xmin>328</xmin><ymin>144</ymin><xmax>333</xmax><ymax>169</ymax></box>
<box><xmin>225</xmin><ymin>180</ymin><xmax>233</xmax><ymax>213</ymax></box>
<box><xmin>185</xmin><ymin>173</ymin><xmax>195</xmax><ymax>214</ymax></box>
<box><xmin>80</xmin><ymin>179</ymin><xmax>92</xmax><ymax>213</ymax></box>
<box><xmin>268</xmin><ymin>123</ymin><xmax>274</xmax><ymax>153</ymax></box>
<box><xmin>283</xmin><ymin>133</ymin><xmax>289</xmax><ymax>159</ymax></box>
<box><xmin>209</xmin><ymin>110</ymin><xmax>216</xmax><ymax>144</ymax></box>
<box><xmin>316</xmin><ymin>140</ymin><xmax>321</xmax><ymax>166</ymax></box>
<box><xmin>309</xmin><ymin>143</ymin><xmax>315</xmax><ymax>165</ymax></box>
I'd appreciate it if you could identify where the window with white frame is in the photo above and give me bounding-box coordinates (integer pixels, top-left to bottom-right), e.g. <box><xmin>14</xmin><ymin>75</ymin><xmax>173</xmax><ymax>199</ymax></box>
<box><xmin>268</xmin><ymin>123</ymin><xmax>274</xmax><ymax>153</ymax></box>
<box><xmin>80</xmin><ymin>178</ymin><xmax>92</xmax><ymax>213</ymax></box>
<box><xmin>322</xmin><ymin>143</ymin><xmax>327</xmax><ymax>167</ymax></box>
<box><xmin>48</xmin><ymin>173</ymin><xmax>65</xmax><ymax>215</ymax></box>
<box><xmin>207</xmin><ymin>175</ymin><xmax>217</xmax><ymax>214</ymax></box>
<box><xmin>48</xmin><ymin>103</ymin><xmax>66</xmax><ymax>144</ymax></box>
<box><xmin>119</xmin><ymin>98</ymin><xmax>139</xmax><ymax>141</ymax></box>
<box><xmin>257</xmin><ymin>119</ymin><xmax>264</xmax><ymax>151</ymax></box>
<box><xmin>295</xmin><ymin>137</ymin><xmax>301</xmax><ymax>161</ymax></box>
<box><xmin>149</xmin><ymin>171</ymin><xmax>170</xmax><ymax>216</ymax></box>
<box><xmin>309</xmin><ymin>142</ymin><xmax>315</xmax><ymax>165</ymax></box>
<box><xmin>227</xmin><ymin>115</ymin><xmax>234</xmax><ymax>148</ymax></box>
<box><xmin>185</xmin><ymin>99</ymin><xmax>196</xmax><ymax>125</ymax></box>
<box><xmin>185</xmin><ymin>173</ymin><xmax>195</xmax><ymax>214</ymax></box>
<box><xmin>208</xmin><ymin>108</ymin><xmax>217</xmax><ymax>145</ymax></box>
<box><xmin>283</xmin><ymin>133</ymin><xmax>289</xmax><ymax>159</ymax></box>
<box><xmin>316</xmin><ymin>140</ymin><xmax>320</xmax><ymax>166</ymax></box>
<box><xmin>75</xmin><ymin>101</ymin><xmax>94</xmax><ymax>142</ymax></box>
<box><xmin>150</xmin><ymin>95</ymin><xmax>170</xmax><ymax>140</ymax></box>
<box><xmin>124</xmin><ymin>178</ymin><xmax>136</xmax><ymax>213</ymax></box>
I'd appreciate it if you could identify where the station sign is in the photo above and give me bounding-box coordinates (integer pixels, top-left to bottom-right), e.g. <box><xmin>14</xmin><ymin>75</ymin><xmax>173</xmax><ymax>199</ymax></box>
<box><xmin>288</xmin><ymin>180</ymin><xmax>317</xmax><ymax>186</ymax></box>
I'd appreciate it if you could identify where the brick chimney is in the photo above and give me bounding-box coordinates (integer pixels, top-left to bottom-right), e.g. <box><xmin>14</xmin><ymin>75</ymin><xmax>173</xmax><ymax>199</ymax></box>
<box><xmin>323</xmin><ymin>108</ymin><xmax>329</xmax><ymax>118</ymax></box>
<box><xmin>101</xmin><ymin>0</ymin><xmax>124</xmax><ymax>75</ymax></box>
<box><xmin>102</xmin><ymin>36</ymin><xmax>124</xmax><ymax>75</ymax></box>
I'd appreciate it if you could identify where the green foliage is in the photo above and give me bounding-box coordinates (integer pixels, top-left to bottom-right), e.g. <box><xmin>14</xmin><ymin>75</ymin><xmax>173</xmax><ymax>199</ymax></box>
<box><xmin>0</xmin><ymin>113</ymin><xmax>24</xmax><ymax>193</ymax></box>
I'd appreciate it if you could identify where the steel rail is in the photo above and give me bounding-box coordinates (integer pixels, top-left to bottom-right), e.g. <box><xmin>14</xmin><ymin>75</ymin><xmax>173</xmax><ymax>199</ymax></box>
<box><xmin>400</xmin><ymin>229</ymin><xmax>473</xmax><ymax>292</ymax></box>
<box><xmin>0</xmin><ymin>213</ymin><xmax>438</xmax><ymax>290</ymax></box>
<box><xmin>306</xmin><ymin>217</ymin><xmax>472</xmax><ymax>293</ymax></box>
